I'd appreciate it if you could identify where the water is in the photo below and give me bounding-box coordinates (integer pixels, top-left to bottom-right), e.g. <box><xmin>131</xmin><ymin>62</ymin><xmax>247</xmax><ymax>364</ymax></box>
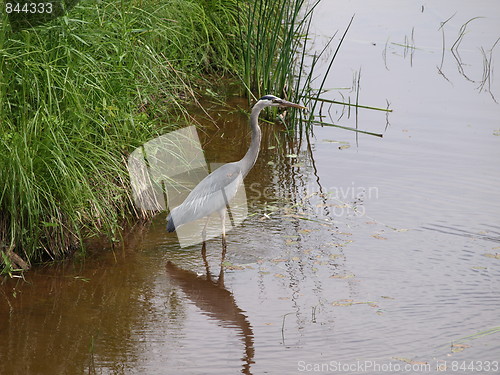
<box><xmin>1</xmin><ymin>1</ymin><xmax>500</xmax><ymax>374</ymax></box>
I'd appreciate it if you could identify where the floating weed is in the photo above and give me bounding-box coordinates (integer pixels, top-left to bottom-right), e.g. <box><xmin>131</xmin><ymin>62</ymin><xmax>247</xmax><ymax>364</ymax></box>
<box><xmin>393</xmin><ymin>357</ymin><xmax>428</xmax><ymax>366</ymax></box>
<box><xmin>282</xmin><ymin>234</ymin><xmax>299</xmax><ymax>239</ymax></box>
<box><xmin>371</xmin><ymin>234</ymin><xmax>388</xmax><ymax>240</ymax></box>
<box><xmin>483</xmin><ymin>253</ymin><xmax>500</xmax><ymax>260</ymax></box>
<box><xmin>330</xmin><ymin>274</ymin><xmax>355</xmax><ymax>280</ymax></box>
<box><xmin>271</xmin><ymin>258</ymin><xmax>288</xmax><ymax>263</ymax></box>
<box><xmin>320</xmin><ymin>139</ymin><xmax>348</xmax><ymax>144</ymax></box>
<box><xmin>451</xmin><ymin>343</ymin><xmax>471</xmax><ymax>353</ymax></box>
<box><xmin>324</xmin><ymin>240</ymin><xmax>352</xmax><ymax>248</ymax></box>
<box><xmin>225</xmin><ymin>263</ymin><xmax>245</xmax><ymax>271</ymax></box>
<box><xmin>331</xmin><ymin>299</ymin><xmax>377</xmax><ymax>307</ymax></box>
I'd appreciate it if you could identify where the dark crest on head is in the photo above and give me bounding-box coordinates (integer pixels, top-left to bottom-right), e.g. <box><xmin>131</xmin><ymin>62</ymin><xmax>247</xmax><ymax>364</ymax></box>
<box><xmin>258</xmin><ymin>95</ymin><xmax>278</xmax><ymax>101</ymax></box>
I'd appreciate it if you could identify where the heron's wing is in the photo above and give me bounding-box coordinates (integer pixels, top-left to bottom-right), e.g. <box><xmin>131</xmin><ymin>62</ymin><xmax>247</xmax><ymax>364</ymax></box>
<box><xmin>167</xmin><ymin>162</ymin><xmax>244</xmax><ymax>229</ymax></box>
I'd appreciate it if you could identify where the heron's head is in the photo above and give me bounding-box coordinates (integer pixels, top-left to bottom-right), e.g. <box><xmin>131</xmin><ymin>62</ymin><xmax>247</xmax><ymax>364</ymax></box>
<box><xmin>256</xmin><ymin>95</ymin><xmax>306</xmax><ymax>110</ymax></box>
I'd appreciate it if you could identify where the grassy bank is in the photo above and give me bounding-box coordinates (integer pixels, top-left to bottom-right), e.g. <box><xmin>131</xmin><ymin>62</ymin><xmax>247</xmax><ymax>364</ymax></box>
<box><xmin>0</xmin><ymin>0</ymin><xmax>315</xmax><ymax>274</ymax></box>
<box><xmin>0</xmin><ymin>0</ymin><xmax>245</xmax><ymax>273</ymax></box>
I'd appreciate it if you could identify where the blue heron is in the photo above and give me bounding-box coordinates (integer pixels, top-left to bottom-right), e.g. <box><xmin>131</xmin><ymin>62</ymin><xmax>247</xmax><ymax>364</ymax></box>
<box><xmin>166</xmin><ymin>95</ymin><xmax>305</xmax><ymax>263</ymax></box>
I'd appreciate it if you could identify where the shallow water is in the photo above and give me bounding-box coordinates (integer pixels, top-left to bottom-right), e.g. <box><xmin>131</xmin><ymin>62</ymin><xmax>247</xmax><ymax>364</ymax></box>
<box><xmin>1</xmin><ymin>1</ymin><xmax>500</xmax><ymax>374</ymax></box>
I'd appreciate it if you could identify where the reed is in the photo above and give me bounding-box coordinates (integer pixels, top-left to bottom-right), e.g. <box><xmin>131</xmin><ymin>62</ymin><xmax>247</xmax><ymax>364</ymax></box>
<box><xmin>237</xmin><ymin>0</ymin><xmax>320</xmax><ymax>102</ymax></box>
<box><xmin>238</xmin><ymin>5</ymin><xmax>391</xmax><ymax>136</ymax></box>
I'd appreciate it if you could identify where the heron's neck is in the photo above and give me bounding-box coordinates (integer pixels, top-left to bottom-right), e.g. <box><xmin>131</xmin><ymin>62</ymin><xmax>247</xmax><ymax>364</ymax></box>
<box><xmin>240</xmin><ymin>105</ymin><xmax>263</xmax><ymax>175</ymax></box>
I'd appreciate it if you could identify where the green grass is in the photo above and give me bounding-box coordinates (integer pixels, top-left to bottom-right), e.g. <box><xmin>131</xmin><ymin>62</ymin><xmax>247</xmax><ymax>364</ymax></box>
<box><xmin>0</xmin><ymin>0</ymin><xmax>242</xmax><ymax>273</ymax></box>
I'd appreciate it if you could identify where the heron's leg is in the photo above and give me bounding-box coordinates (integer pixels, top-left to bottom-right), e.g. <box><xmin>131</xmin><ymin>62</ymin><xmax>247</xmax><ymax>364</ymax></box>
<box><xmin>201</xmin><ymin>217</ymin><xmax>211</xmax><ymax>280</ymax></box>
<box><xmin>201</xmin><ymin>217</ymin><xmax>210</xmax><ymax>241</ymax></box>
<box><xmin>218</xmin><ymin>214</ymin><xmax>226</xmax><ymax>287</ymax></box>
<box><xmin>220</xmin><ymin>209</ymin><xmax>227</xmax><ymax>266</ymax></box>
<box><xmin>215</xmin><ymin>209</ymin><xmax>227</xmax><ymax>286</ymax></box>
<box><xmin>201</xmin><ymin>242</ymin><xmax>211</xmax><ymax>281</ymax></box>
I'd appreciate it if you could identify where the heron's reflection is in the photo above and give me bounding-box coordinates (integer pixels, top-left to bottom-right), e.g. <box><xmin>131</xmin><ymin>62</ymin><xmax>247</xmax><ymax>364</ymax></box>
<box><xmin>165</xmin><ymin>261</ymin><xmax>254</xmax><ymax>374</ymax></box>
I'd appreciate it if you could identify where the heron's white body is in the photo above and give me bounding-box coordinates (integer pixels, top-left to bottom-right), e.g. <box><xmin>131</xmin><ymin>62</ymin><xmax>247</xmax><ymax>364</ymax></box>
<box><xmin>166</xmin><ymin>162</ymin><xmax>243</xmax><ymax>231</ymax></box>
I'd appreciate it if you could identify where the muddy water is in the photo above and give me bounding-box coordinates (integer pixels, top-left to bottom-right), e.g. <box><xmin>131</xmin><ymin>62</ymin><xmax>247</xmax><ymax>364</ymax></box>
<box><xmin>1</xmin><ymin>1</ymin><xmax>500</xmax><ymax>374</ymax></box>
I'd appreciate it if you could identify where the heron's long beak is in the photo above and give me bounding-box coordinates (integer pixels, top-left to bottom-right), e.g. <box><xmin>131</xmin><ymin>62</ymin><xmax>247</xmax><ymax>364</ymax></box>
<box><xmin>278</xmin><ymin>99</ymin><xmax>307</xmax><ymax>110</ymax></box>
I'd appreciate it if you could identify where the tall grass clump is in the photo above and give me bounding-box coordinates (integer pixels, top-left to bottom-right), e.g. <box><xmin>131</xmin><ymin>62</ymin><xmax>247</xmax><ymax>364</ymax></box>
<box><xmin>238</xmin><ymin>0</ymin><xmax>318</xmax><ymax>100</ymax></box>
<box><xmin>0</xmin><ymin>0</ymin><xmax>242</xmax><ymax>274</ymax></box>
<box><xmin>238</xmin><ymin>3</ymin><xmax>391</xmax><ymax>136</ymax></box>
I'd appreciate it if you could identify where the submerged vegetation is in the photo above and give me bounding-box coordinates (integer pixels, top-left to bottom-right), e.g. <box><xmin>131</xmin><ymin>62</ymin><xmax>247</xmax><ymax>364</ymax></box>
<box><xmin>0</xmin><ymin>0</ymin><xmax>325</xmax><ymax>274</ymax></box>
